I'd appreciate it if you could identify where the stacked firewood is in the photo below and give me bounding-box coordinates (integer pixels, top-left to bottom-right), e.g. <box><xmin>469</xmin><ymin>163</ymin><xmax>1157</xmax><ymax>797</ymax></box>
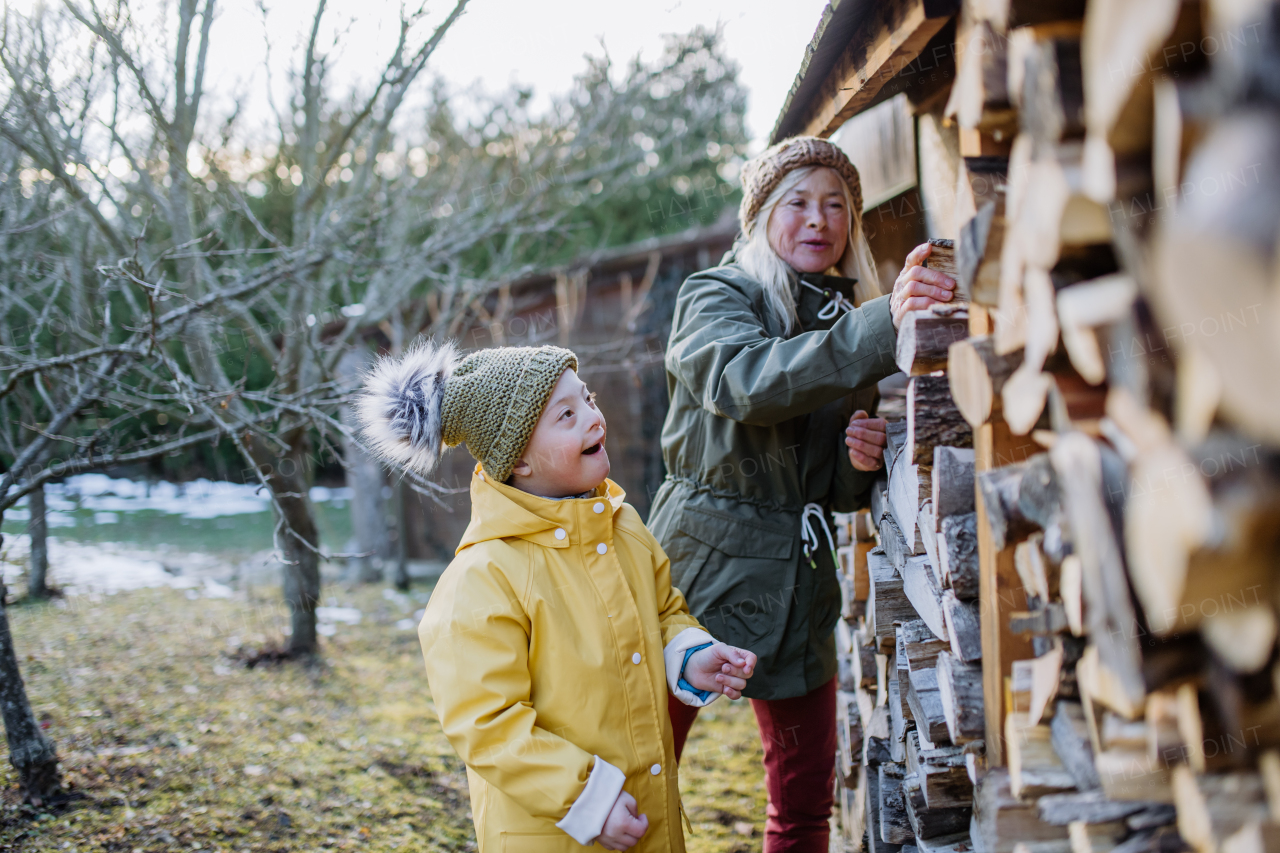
<box><xmin>828</xmin><ymin>2</ymin><xmax>1280</xmax><ymax>852</ymax></box>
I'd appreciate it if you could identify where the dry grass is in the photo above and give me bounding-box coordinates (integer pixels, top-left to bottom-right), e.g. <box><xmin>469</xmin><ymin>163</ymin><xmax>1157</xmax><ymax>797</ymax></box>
<box><xmin>0</xmin><ymin>582</ymin><xmax>768</xmax><ymax>852</ymax></box>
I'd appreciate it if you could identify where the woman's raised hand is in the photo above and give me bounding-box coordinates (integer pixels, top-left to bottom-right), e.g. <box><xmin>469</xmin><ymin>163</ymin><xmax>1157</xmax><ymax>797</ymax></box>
<box><xmin>890</xmin><ymin>242</ymin><xmax>956</xmax><ymax>329</ymax></box>
<box><xmin>846</xmin><ymin>410</ymin><xmax>888</xmax><ymax>472</ymax></box>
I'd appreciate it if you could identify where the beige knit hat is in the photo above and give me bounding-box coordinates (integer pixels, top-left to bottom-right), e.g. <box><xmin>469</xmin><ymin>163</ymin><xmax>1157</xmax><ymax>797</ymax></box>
<box><xmin>356</xmin><ymin>341</ymin><xmax>578</xmax><ymax>483</ymax></box>
<box><xmin>738</xmin><ymin>136</ymin><xmax>864</xmax><ymax>237</ymax></box>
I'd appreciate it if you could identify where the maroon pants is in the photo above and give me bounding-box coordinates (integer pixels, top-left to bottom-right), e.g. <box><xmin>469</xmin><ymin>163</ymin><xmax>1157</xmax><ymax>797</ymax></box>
<box><xmin>669</xmin><ymin>677</ymin><xmax>837</xmax><ymax>853</ymax></box>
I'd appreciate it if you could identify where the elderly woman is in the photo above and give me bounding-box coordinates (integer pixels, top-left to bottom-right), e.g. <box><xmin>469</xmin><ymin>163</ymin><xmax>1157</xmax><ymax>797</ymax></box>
<box><xmin>647</xmin><ymin>137</ymin><xmax>955</xmax><ymax>852</ymax></box>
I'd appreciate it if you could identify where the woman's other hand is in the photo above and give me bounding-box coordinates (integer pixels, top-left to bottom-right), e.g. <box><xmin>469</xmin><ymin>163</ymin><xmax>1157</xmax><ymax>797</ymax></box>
<box><xmin>684</xmin><ymin>642</ymin><xmax>757</xmax><ymax>700</ymax></box>
<box><xmin>598</xmin><ymin>790</ymin><xmax>648</xmax><ymax>850</ymax></box>
<box><xmin>845</xmin><ymin>410</ymin><xmax>888</xmax><ymax>472</ymax></box>
<box><xmin>890</xmin><ymin>242</ymin><xmax>956</xmax><ymax>329</ymax></box>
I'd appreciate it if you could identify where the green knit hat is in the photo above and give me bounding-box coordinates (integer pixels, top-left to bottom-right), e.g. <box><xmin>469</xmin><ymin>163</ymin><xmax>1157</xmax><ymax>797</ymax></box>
<box><xmin>357</xmin><ymin>340</ymin><xmax>578</xmax><ymax>483</ymax></box>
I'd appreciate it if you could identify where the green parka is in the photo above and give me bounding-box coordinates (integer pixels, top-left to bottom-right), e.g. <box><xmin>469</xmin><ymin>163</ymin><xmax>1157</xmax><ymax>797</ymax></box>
<box><xmin>647</xmin><ymin>261</ymin><xmax>899</xmax><ymax>701</ymax></box>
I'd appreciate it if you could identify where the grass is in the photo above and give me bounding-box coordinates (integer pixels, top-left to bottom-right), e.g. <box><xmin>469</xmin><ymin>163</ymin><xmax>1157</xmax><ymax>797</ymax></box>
<box><xmin>0</xmin><ymin>580</ymin><xmax>768</xmax><ymax>852</ymax></box>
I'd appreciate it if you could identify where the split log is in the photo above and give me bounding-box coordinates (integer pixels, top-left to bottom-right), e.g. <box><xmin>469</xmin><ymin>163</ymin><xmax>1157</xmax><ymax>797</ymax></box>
<box><xmin>956</xmin><ymin>194</ymin><xmax>1007</xmax><ymax>305</ymax></box>
<box><xmin>840</xmin><ymin>541</ymin><xmax>874</xmax><ymax>603</ymax></box>
<box><xmin>973</xmin><ymin>768</ymin><xmax>1072</xmax><ymax>853</ymax></box>
<box><xmin>1172</xmin><ymin>766</ymin><xmax>1269</xmax><ymax>853</ymax></box>
<box><xmin>933</xmin><ymin>446</ymin><xmax>977</xmax><ymax>522</ymax></box>
<box><xmin>880</xmin><ymin>511</ymin><xmax>923</xmax><ymax>573</ymax></box>
<box><xmin>838</xmin><ymin>690</ymin><xmax>865</xmax><ymax>786</ymax></box>
<box><xmin>866</xmin><ymin>702</ymin><xmax>895</xmax><ymax>768</ymax></box>
<box><xmin>977</xmin><ymin>464</ymin><xmax>1037</xmax><ymax>552</ymax></box>
<box><xmin>1056</xmin><ymin>275</ymin><xmax>1138</xmax><ymax>386</ymax></box>
<box><xmin>949</xmin><ymin>336</ymin><xmax>1025</xmax><ymax>428</ymax></box>
<box><xmin>926</xmin><ymin>238</ymin><xmax>960</xmax><ymax>280</ymax></box>
<box><xmin>948</xmin><ymin>18</ymin><xmax>1014</xmax><ymax>132</ymax></box>
<box><xmin>940</xmin><ymin>512</ymin><xmax>980</xmax><ymax>599</ymax></box>
<box><xmin>1126</xmin><ymin>437</ymin><xmax>1280</xmax><ymax>641</ymax></box>
<box><xmin>854</xmin><ymin>628</ymin><xmax>881</xmax><ymax>690</ymax></box>
<box><xmin>886</xmin><ymin>420</ymin><xmax>908</xmax><ymax>476</ymax></box>
<box><xmin>921</xmin><ymin>501</ymin><xmax>941</xmax><ymax>583</ymax></box>
<box><xmin>871</xmin><ymin>477</ymin><xmax>893</xmax><ymax>526</ymax></box>
<box><xmin>938</xmin><ymin>651</ymin><xmax>985</xmax><ymax>744</ymax></box>
<box><xmin>890</xmin><ymin>676</ymin><xmax>910</xmax><ymax>765</ymax></box>
<box><xmin>942</xmin><ymin>591</ymin><xmax>983</xmax><ymax>662</ymax></box>
<box><xmin>881</xmin><ymin>763</ymin><xmax>917</xmax><ymax>845</ymax></box>
<box><xmin>909</xmin><ymin>374</ymin><xmax>974</xmax><ymax>465</ymax></box>
<box><xmin>1038</xmin><ymin>792</ymin><xmax>1157</xmax><ymax>827</ymax></box>
<box><xmin>1007</xmin><ymin>711</ymin><xmax>1077</xmax><ymax>799</ymax></box>
<box><xmin>890</xmin><ymin>456</ymin><xmax>932</xmax><ymax>552</ymax></box>
<box><xmin>835</xmin><ymin>767</ymin><xmax>867</xmax><ymax>853</ymax></box>
<box><xmin>1012</xmin><ymin>29</ymin><xmax>1085</xmax><ymax>146</ymax></box>
<box><xmin>864</xmin><ymin>753</ymin><xmax>900</xmax><ymax>853</ymax></box>
<box><xmin>903</xmin><ymin>555</ymin><xmax>948</xmax><ymax>642</ymax></box>
<box><xmin>908</xmin><ymin>730</ymin><xmax>973</xmax><ymax>809</ymax></box>
<box><xmin>901</xmin><ymin>619</ymin><xmax>951</xmax><ymax>672</ymax></box>
<box><xmin>1052</xmin><ymin>436</ymin><xmax>1146</xmax><ymax>714</ymax></box>
<box><xmin>904</xmin><ymin>771</ymin><xmax>972</xmax><ymax>839</ymax></box>
<box><xmin>870</xmin><ymin>548</ymin><xmax>915</xmax><ymax>650</ymax></box>
<box><xmin>1051</xmin><ymin>701</ymin><xmax>1101</xmax><ymax>791</ymax></box>
<box><xmin>908</xmin><ymin>665</ymin><xmax>953</xmax><ymax>749</ymax></box>
<box><xmin>1017</xmin><ymin>453</ymin><xmax>1065</xmax><ymax>533</ymax></box>
<box><xmin>1014</xmin><ymin>534</ymin><xmax>1055</xmax><ymax>603</ymax></box>
<box><xmin>1010</xmin><ymin>605</ymin><xmax>1069</xmax><ymax>637</ymax></box>
<box><xmin>898</xmin><ymin>303</ymin><xmax>971</xmax><ymax>375</ymax></box>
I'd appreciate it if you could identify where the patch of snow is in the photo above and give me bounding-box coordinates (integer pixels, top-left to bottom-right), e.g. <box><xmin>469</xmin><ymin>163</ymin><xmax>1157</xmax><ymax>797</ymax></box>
<box><xmin>23</xmin><ymin>474</ymin><xmax>352</xmax><ymax>524</ymax></box>
<box><xmin>315</xmin><ymin>606</ymin><xmax>362</xmax><ymax>624</ymax></box>
<box><xmin>203</xmin><ymin>578</ymin><xmax>235</xmax><ymax>598</ymax></box>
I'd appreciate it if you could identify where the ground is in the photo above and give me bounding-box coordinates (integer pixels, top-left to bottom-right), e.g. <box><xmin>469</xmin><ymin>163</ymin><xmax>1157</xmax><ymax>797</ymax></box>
<box><xmin>0</xmin><ymin>581</ymin><xmax>769</xmax><ymax>852</ymax></box>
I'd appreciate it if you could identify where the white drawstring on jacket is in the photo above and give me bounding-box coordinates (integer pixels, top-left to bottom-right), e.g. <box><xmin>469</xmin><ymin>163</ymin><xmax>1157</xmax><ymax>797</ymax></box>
<box><xmin>799</xmin><ymin>280</ymin><xmax>856</xmax><ymax>320</ymax></box>
<box><xmin>800</xmin><ymin>502</ymin><xmax>837</xmax><ymax>570</ymax></box>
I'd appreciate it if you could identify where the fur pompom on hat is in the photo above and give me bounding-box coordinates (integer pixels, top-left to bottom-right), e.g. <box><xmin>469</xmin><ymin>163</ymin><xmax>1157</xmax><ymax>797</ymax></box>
<box><xmin>738</xmin><ymin>136</ymin><xmax>863</xmax><ymax>236</ymax></box>
<box><xmin>356</xmin><ymin>341</ymin><xmax>578</xmax><ymax>483</ymax></box>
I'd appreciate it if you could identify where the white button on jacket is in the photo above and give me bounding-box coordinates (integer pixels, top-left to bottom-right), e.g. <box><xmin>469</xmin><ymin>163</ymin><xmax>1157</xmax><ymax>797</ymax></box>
<box><xmin>650</xmin><ymin>764</ymin><xmax>662</xmax><ymax>776</ymax></box>
<box><xmin>554</xmin><ymin>528</ymin><xmax>566</xmax><ymax>540</ymax></box>
<box><xmin>632</xmin><ymin>652</ymin><xmax>642</xmax><ymax>665</ymax></box>
<box><xmin>597</xmin><ymin>543</ymin><xmax>607</xmax><ymax>554</ymax></box>
<box><xmin>593</xmin><ymin>502</ymin><xmax>605</xmax><ymax>514</ymax></box>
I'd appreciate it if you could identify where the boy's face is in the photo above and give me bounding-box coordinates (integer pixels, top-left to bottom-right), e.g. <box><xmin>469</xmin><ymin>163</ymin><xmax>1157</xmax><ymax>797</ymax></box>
<box><xmin>508</xmin><ymin>369</ymin><xmax>610</xmax><ymax>498</ymax></box>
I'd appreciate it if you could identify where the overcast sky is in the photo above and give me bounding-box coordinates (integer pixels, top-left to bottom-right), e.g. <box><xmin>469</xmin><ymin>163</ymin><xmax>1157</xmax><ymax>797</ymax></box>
<box><xmin>428</xmin><ymin>0</ymin><xmax>829</xmax><ymax>147</ymax></box>
<box><xmin>197</xmin><ymin>0</ymin><xmax>830</xmax><ymax>151</ymax></box>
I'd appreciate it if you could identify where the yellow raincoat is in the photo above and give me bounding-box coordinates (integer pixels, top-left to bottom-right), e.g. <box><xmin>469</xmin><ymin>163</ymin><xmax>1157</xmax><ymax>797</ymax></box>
<box><xmin>419</xmin><ymin>465</ymin><xmax>714</xmax><ymax>852</ymax></box>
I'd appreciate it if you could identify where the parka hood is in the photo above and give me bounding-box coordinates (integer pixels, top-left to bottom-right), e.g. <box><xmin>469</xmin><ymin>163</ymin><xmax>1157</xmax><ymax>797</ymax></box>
<box><xmin>456</xmin><ymin>463</ymin><xmax>627</xmax><ymax>553</ymax></box>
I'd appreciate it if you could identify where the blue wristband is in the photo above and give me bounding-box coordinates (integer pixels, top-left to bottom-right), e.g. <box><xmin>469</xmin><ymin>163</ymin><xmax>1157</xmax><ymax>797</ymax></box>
<box><xmin>677</xmin><ymin>642</ymin><xmax>715</xmax><ymax>702</ymax></box>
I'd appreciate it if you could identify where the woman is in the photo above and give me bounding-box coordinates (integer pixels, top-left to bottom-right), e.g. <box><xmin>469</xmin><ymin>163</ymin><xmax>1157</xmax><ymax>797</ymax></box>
<box><xmin>646</xmin><ymin>136</ymin><xmax>955</xmax><ymax>852</ymax></box>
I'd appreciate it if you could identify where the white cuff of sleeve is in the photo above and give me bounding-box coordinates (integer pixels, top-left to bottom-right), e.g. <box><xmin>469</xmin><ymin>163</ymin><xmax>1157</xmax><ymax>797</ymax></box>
<box><xmin>664</xmin><ymin>627</ymin><xmax>721</xmax><ymax>707</ymax></box>
<box><xmin>555</xmin><ymin>756</ymin><xmax>626</xmax><ymax>846</ymax></box>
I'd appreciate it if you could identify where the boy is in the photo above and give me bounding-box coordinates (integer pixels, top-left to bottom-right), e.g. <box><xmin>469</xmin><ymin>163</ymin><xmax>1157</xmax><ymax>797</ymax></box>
<box><xmin>358</xmin><ymin>341</ymin><xmax>756</xmax><ymax>852</ymax></box>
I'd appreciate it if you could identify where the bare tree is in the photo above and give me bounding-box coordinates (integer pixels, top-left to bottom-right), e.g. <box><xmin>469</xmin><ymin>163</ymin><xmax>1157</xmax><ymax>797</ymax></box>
<box><xmin>0</xmin><ymin>0</ymin><xmax>746</xmax><ymax>801</ymax></box>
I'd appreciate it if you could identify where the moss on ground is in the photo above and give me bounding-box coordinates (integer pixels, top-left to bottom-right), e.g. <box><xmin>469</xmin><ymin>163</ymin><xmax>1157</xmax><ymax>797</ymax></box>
<box><xmin>0</xmin><ymin>583</ymin><xmax>767</xmax><ymax>851</ymax></box>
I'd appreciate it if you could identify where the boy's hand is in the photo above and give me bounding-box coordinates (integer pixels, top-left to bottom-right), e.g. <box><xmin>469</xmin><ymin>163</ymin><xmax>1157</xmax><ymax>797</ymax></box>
<box><xmin>598</xmin><ymin>790</ymin><xmax>648</xmax><ymax>850</ymax></box>
<box><xmin>683</xmin><ymin>642</ymin><xmax>757</xmax><ymax>700</ymax></box>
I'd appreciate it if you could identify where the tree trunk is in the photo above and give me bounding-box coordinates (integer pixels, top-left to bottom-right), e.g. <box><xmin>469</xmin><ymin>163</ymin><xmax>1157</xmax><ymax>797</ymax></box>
<box><xmin>263</xmin><ymin>436</ymin><xmax>322</xmax><ymax>657</ymax></box>
<box><xmin>392</xmin><ymin>480</ymin><xmax>410</xmax><ymax>592</ymax></box>
<box><xmin>0</xmin><ymin>550</ymin><xmax>61</xmax><ymax>805</ymax></box>
<box><xmin>26</xmin><ymin>484</ymin><xmax>48</xmax><ymax>599</ymax></box>
<box><xmin>337</xmin><ymin>348</ymin><xmax>389</xmax><ymax>585</ymax></box>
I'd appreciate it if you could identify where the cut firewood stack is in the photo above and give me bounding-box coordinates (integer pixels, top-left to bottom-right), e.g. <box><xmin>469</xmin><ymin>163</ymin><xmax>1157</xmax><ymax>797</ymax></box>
<box><xmin>828</xmin><ymin>2</ymin><xmax>1280</xmax><ymax>852</ymax></box>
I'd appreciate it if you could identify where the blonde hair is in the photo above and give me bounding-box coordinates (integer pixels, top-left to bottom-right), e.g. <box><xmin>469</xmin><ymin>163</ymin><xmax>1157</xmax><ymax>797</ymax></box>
<box><xmin>737</xmin><ymin>165</ymin><xmax>881</xmax><ymax>336</ymax></box>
